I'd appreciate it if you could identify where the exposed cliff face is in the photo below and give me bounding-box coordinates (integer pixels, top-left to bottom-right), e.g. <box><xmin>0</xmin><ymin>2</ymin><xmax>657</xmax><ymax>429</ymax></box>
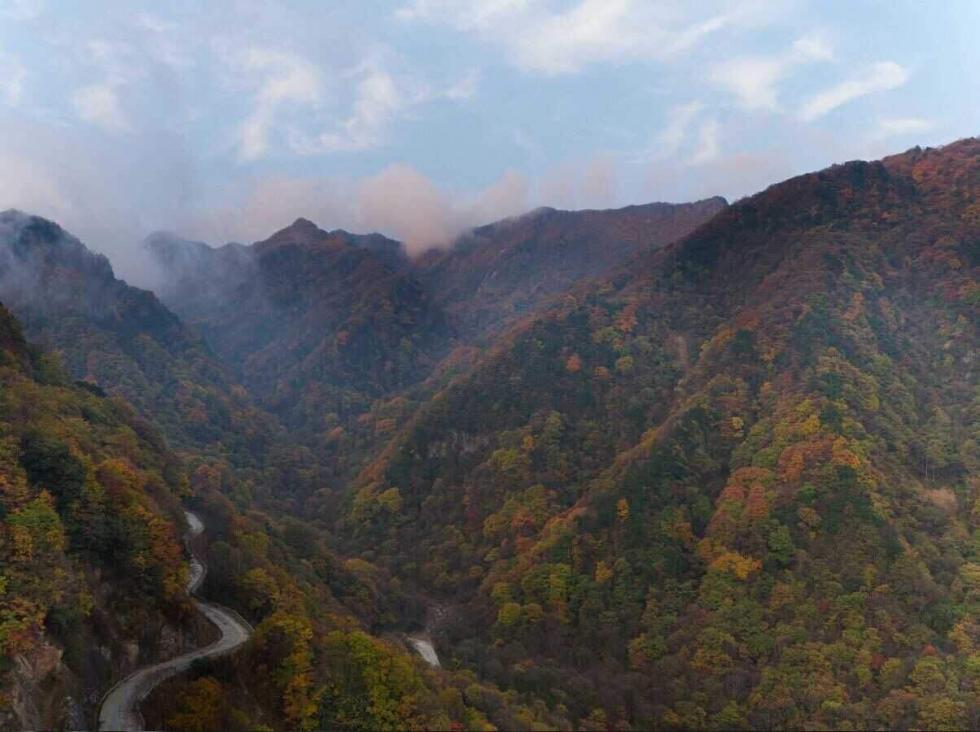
<box><xmin>3</xmin><ymin>639</ymin><xmax>74</xmax><ymax>731</ymax></box>
<box><xmin>0</xmin><ymin>600</ymin><xmax>213</xmax><ymax>730</ymax></box>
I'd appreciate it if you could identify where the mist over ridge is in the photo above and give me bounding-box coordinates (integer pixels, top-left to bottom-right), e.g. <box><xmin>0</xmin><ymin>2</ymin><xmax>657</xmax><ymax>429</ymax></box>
<box><xmin>1</xmin><ymin>2</ymin><xmax>978</xmax><ymax>729</ymax></box>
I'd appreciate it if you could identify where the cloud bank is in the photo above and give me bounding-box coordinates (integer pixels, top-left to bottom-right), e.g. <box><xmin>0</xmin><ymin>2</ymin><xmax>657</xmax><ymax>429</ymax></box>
<box><xmin>0</xmin><ymin>0</ymin><xmax>966</xmax><ymax>289</ymax></box>
<box><xmin>395</xmin><ymin>0</ymin><xmax>771</xmax><ymax>75</ymax></box>
<box><xmin>188</xmin><ymin>165</ymin><xmax>529</xmax><ymax>255</ymax></box>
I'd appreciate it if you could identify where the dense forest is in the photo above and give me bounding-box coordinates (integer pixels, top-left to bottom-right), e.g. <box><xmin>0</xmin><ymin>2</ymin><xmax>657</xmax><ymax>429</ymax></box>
<box><xmin>0</xmin><ymin>301</ymin><xmax>194</xmax><ymax>727</ymax></box>
<box><xmin>344</xmin><ymin>139</ymin><xmax>980</xmax><ymax>729</ymax></box>
<box><xmin>0</xmin><ymin>221</ymin><xmax>574</xmax><ymax>729</ymax></box>
<box><xmin>0</xmin><ymin>138</ymin><xmax>977</xmax><ymax>730</ymax></box>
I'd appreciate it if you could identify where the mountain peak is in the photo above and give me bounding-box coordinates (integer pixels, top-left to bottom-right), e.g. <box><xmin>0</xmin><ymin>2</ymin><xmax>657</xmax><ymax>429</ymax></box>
<box><xmin>283</xmin><ymin>217</ymin><xmax>328</xmax><ymax>240</ymax></box>
<box><xmin>0</xmin><ymin>208</ymin><xmax>28</xmax><ymax>220</ymax></box>
<box><xmin>0</xmin><ymin>209</ymin><xmax>115</xmax><ymax>287</ymax></box>
<box><xmin>256</xmin><ymin>217</ymin><xmax>332</xmax><ymax>251</ymax></box>
<box><xmin>290</xmin><ymin>216</ymin><xmax>320</xmax><ymax>232</ymax></box>
<box><xmin>0</xmin><ymin>209</ymin><xmax>64</xmax><ymax>241</ymax></box>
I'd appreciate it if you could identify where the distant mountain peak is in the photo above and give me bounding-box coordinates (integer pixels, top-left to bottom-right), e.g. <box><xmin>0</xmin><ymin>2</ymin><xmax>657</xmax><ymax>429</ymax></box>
<box><xmin>0</xmin><ymin>209</ymin><xmax>115</xmax><ymax>286</ymax></box>
<box><xmin>291</xmin><ymin>216</ymin><xmax>318</xmax><ymax>228</ymax></box>
<box><xmin>279</xmin><ymin>216</ymin><xmax>327</xmax><ymax>238</ymax></box>
<box><xmin>0</xmin><ymin>209</ymin><xmax>66</xmax><ymax>241</ymax></box>
<box><xmin>257</xmin><ymin>217</ymin><xmax>335</xmax><ymax>252</ymax></box>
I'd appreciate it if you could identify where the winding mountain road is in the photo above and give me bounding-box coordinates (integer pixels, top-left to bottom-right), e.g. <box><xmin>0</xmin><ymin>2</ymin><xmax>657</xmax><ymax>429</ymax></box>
<box><xmin>98</xmin><ymin>511</ymin><xmax>252</xmax><ymax>731</ymax></box>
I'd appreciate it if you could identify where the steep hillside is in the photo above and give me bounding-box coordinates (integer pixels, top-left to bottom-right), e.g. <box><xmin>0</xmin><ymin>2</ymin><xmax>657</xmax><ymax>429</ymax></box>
<box><xmin>0</xmin><ymin>211</ymin><xmax>331</xmax><ymax>509</ymax></box>
<box><xmin>146</xmin><ymin>200</ymin><xmax>726</xmax><ymax>475</ymax></box>
<box><xmin>0</xmin><ymin>220</ymin><xmax>572</xmax><ymax>731</ymax></box>
<box><xmin>341</xmin><ymin>140</ymin><xmax>979</xmax><ymax>729</ymax></box>
<box><xmin>0</xmin><ymin>211</ymin><xmax>282</xmax><ymax>463</ymax></box>
<box><xmin>0</xmin><ymin>303</ymin><xmax>204</xmax><ymax>729</ymax></box>
<box><xmin>418</xmin><ymin>197</ymin><xmax>727</xmax><ymax>340</ymax></box>
<box><xmin>1</xmin><ymin>302</ymin><xmax>543</xmax><ymax>732</ymax></box>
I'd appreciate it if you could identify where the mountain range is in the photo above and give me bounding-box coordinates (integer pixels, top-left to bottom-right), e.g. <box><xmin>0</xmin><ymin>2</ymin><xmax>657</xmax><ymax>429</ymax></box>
<box><xmin>0</xmin><ymin>139</ymin><xmax>977</xmax><ymax>730</ymax></box>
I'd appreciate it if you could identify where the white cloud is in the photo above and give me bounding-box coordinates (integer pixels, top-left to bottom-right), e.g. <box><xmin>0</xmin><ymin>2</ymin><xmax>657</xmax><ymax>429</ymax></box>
<box><xmin>235</xmin><ymin>48</ymin><xmax>321</xmax><ymax>160</ymax></box>
<box><xmin>632</xmin><ymin>100</ymin><xmax>710</xmax><ymax>164</ymax></box>
<box><xmin>132</xmin><ymin>13</ymin><xmax>193</xmax><ymax>71</ymax></box>
<box><xmin>72</xmin><ymin>83</ymin><xmax>129</xmax><ymax>131</ymax></box>
<box><xmin>357</xmin><ymin>164</ymin><xmax>458</xmax><ymax>246</ymax></box>
<box><xmin>0</xmin><ymin>0</ymin><xmax>43</xmax><ymax>20</ymax></box>
<box><xmin>800</xmin><ymin>61</ymin><xmax>909</xmax><ymax>121</ymax></box>
<box><xmin>510</xmin><ymin>128</ymin><xmax>540</xmax><ymax>158</ymax></box>
<box><xmin>710</xmin><ymin>34</ymin><xmax>832</xmax><ymax>111</ymax></box>
<box><xmin>134</xmin><ymin>12</ymin><xmax>175</xmax><ymax>34</ymax></box>
<box><xmin>0</xmin><ymin>51</ymin><xmax>26</xmax><ymax>105</ymax></box>
<box><xmin>395</xmin><ymin>0</ymin><xmax>530</xmax><ymax>29</ymax></box>
<box><xmin>290</xmin><ymin>61</ymin><xmax>419</xmax><ymax>154</ymax></box>
<box><xmin>792</xmin><ymin>35</ymin><xmax>833</xmax><ymax>62</ymax></box>
<box><xmin>240</xmin><ymin>108</ymin><xmax>275</xmax><ymax>161</ymax></box>
<box><xmin>712</xmin><ymin>57</ymin><xmax>784</xmax><ymax>110</ymax></box>
<box><xmin>396</xmin><ymin>0</ymin><xmax>751</xmax><ymax>75</ymax></box>
<box><xmin>291</xmin><ymin>68</ymin><xmax>398</xmax><ymax>154</ymax></box>
<box><xmin>183</xmin><ymin>164</ymin><xmax>532</xmax><ymax>254</ymax></box>
<box><xmin>331</xmin><ymin>67</ymin><xmax>401</xmax><ymax>150</ymax></box>
<box><xmin>444</xmin><ymin>69</ymin><xmax>480</xmax><ymax>101</ymax></box>
<box><xmin>654</xmin><ymin>100</ymin><xmax>703</xmax><ymax>157</ymax></box>
<box><xmin>689</xmin><ymin>119</ymin><xmax>721</xmax><ymax>165</ymax></box>
<box><xmin>516</xmin><ymin>0</ymin><xmax>670</xmax><ymax>74</ymax></box>
<box><xmin>246</xmin><ymin>49</ymin><xmax>320</xmax><ymax>106</ymax></box>
<box><xmin>65</xmin><ymin>32</ymin><xmax>185</xmax><ymax>134</ymax></box>
<box><xmin>873</xmin><ymin>116</ymin><xmax>934</xmax><ymax>139</ymax></box>
<box><xmin>80</xmin><ymin>39</ymin><xmax>150</xmax><ymax>86</ymax></box>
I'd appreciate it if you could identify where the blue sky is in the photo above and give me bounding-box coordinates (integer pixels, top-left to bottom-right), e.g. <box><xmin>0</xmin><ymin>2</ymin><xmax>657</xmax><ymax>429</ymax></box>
<box><xmin>1</xmin><ymin>0</ymin><xmax>978</xmax><ymax>273</ymax></box>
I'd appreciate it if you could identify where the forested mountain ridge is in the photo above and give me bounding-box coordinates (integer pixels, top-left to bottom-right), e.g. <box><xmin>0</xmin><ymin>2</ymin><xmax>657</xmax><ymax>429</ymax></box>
<box><xmin>147</xmin><ymin>218</ymin><xmax>454</xmax><ymax>438</ymax></box>
<box><xmin>0</xmin><ymin>223</ymin><xmax>577</xmax><ymax>730</ymax></box>
<box><xmin>0</xmin><ymin>211</ymin><xmax>340</xmax><ymax>513</ymax></box>
<box><xmin>0</xmin><ymin>302</ymin><xmax>540</xmax><ymax>731</ymax></box>
<box><xmin>0</xmin><ymin>211</ymin><xmax>283</xmax><ymax>466</ymax></box>
<box><xmin>0</xmin><ymin>286</ymin><xmax>568</xmax><ymax>731</ymax></box>
<box><xmin>342</xmin><ymin>139</ymin><xmax>979</xmax><ymax>729</ymax></box>
<box><xmin>146</xmin><ymin>201</ymin><xmax>725</xmax><ymax>447</ymax></box>
<box><xmin>2</xmin><ymin>138</ymin><xmax>976</xmax><ymax>731</ymax></box>
<box><xmin>417</xmin><ymin>196</ymin><xmax>727</xmax><ymax>341</ymax></box>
